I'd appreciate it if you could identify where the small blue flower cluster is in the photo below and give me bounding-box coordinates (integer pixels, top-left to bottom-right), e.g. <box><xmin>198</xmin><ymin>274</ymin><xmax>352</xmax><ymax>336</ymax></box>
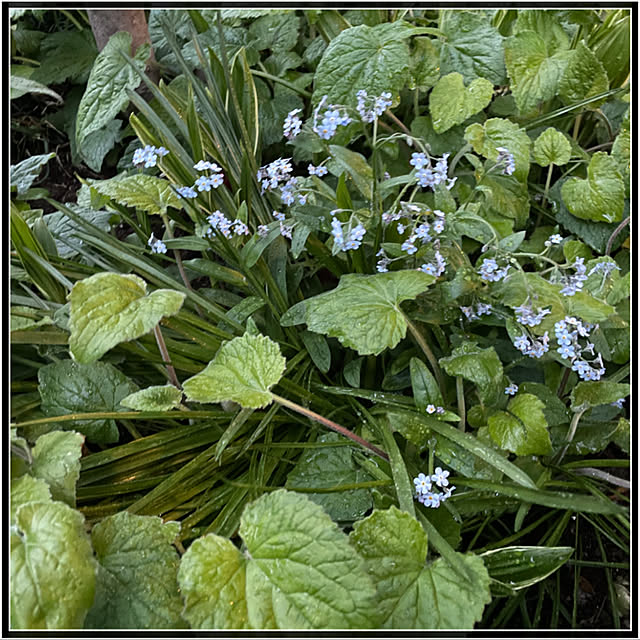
<box><xmin>513</xmin><ymin>332</ymin><xmax>550</xmax><ymax>359</ymax></box>
<box><xmin>544</xmin><ymin>233</ymin><xmax>564</xmax><ymax>247</ymax></box>
<box><xmin>420</xmin><ymin>251</ymin><xmax>447</xmax><ymax>277</ymax></box>
<box><xmin>376</xmin><ymin>248</ymin><xmax>391</xmax><ymax>273</ymax></box>
<box><xmin>283</xmin><ymin>108</ymin><xmax>303</xmax><ymax>140</ymax></box>
<box><xmin>148</xmin><ymin>233</ymin><xmax>167</xmax><ymax>254</ymax></box>
<box><xmin>559</xmin><ymin>257</ymin><xmax>588</xmax><ymax>296</ymax></box>
<box><xmin>308</xmin><ymin>164</ymin><xmax>328</xmax><ymax>177</ymax></box>
<box><xmin>612</xmin><ymin>398</ymin><xmax>626</xmax><ymax>409</ymax></box>
<box><xmin>356</xmin><ymin>89</ymin><xmax>392</xmax><ymax>123</ymax></box>
<box><xmin>505</xmin><ymin>383</ymin><xmax>519</xmax><ymax>395</ymax></box>
<box><xmin>133</xmin><ymin>144</ymin><xmax>169</xmax><ymax>168</ymax></box>
<box><xmin>496</xmin><ymin>147</ymin><xmax>515</xmax><ymax>175</ymax></box>
<box><xmin>554</xmin><ymin>316</ymin><xmax>604</xmax><ymax>381</ymax></box>
<box><xmin>413</xmin><ymin>468</ymin><xmax>456</xmax><ymax>508</ymax></box>
<box><xmin>257</xmin><ymin>157</ymin><xmax>293</xmax><ymax>192</ymax></box>
<box><xmin>514</xmin><ymin>302</ymin><xmax>551</xmax><ymax>327</ymax></box>
<box><xmin>330</xmin><ymin>214</ymin><xmax>365</xmax><ymax>252</ymax></box>
<box><xmin>460</xmin><ymin>302</ymin><xmax>493</xmax><ymax>321</ymax></box>
<box><xmin>174</xmin><ymin>161</ymin><xmax>224</xmax><ymax>199</ymax></box>
<box><xmin>204</xmin><ymin>210</ymin><xmax>249</xmax><ymax>240</ymax></box>
<box><xmin>312</xmin><ymin>96</ymin><xmax>352</xmax><ymax>140</ymax></box>
<box><xmin>410</xmin><ymin>152</ymin><xmax>453</xmax><ymax>190</ymax></box>
<box><xmin>272</xmin><ymin>210</ymin><xmax>294</xmax><ymax>239</ymax></box>
<box><xmin>588</xmin><ymin>259</ymin><xmax>621</xmax><ymax>278</ymax></box>
<box><xmin>478</xmin><ymin>258</ymin><xmax>510</xmax><ymax>282</ymax></box>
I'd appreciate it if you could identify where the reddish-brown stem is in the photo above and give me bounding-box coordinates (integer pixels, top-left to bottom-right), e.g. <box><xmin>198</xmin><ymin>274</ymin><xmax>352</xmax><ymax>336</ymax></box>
<box><xmin>271</xmin><ymin>393</ymin><xmax>389</xmax><ymax>462</ymax></box>
<box><xmin>153</xmin><ymin>324</ymin><xmax>181</xmax><ymax>390</ymax></box>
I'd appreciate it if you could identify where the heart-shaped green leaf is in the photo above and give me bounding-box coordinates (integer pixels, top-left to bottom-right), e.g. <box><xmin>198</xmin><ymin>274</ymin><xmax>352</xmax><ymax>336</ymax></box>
<box><xmin>281</xmin><ymin>271</ymin><xmax>434</xmax><ymax>356</ymax></box>
<box><xmin>178</xmin><ymin>490</ymin><xmax>377</xmax><ymax>629</ymax></box>
<box><xmin>182</xmin><ymin>333</ymin><xmax>286</xmax><ymax>409</ymax></box>
<box><xmin>533</xmin><ymin>127</ymin><xmax>571</xmax><ymax>166</ymax></box>
<box><xmin>439</xmin><ymin>343</ymin><xmax>503</xmax><ymax>403</ymax></box>
<box><xmin>465</xmin><ymin>117</ymin><xmax>531</xmax><ymax>181</ymax></box>
<box><xmin>120</xmin><ymin>384</ymin><xmax>183</xmax><ymax>411</ymax></box>
<box><xmin>30</xmin><ymin>431</ymin><xmax>84</xmax><ymax>506</ymax></box>
<box><xmin>68</xmin><ymin>272</ymin><xmax>185</xmax><ymax>363</ymax></box>
<box><xmin>488</xmin><ymin>393</ymin><xmax>552</xmax><ymax>456</ymax></box>
<box><xmin>561</xmin><ymin>152</ymin><xmax>625</xmax><ymax>223</ymax></box>
<box><xmin>430</xmin><ymin>72</ymin><xmax>493</xmax><ymax>133</ymax></box>
<box><xmin>350</xmin><ymin>507</ymin><xmax>491</xmax><ymax>628</ymax></box>
<box><xmin>85</xmin><ymin>512</ymin><xmax>185</xmax><ymax>629</ymax></box>
<box><xmin>38</xmin><ymin>360</ymin><xmax>138</xmax><ymax>444</ymax></box>
<box><xmin>93</xmin><ymin>174</ymin><xmax>182</xmax><ymax>216</ymax></box>
<box><xmin>570</xmin><ymin>381</ymin><xmax>630</xmax><ymax>412</ymax></box>
<box><xmin>11</xmin><ymin>501</ymin><xmax>96</xmax><ymax>629</ymax></box>
<box><xmin>558</xmin><ymin>41</ymin><xmax>609</xmax><ymax>106</ymax></box>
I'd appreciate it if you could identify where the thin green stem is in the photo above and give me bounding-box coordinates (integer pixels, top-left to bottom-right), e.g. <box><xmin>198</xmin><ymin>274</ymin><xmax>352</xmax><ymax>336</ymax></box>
<box><xmin>541</xmin><ymin>163</ymin><xmax>554</xmax><ymax>210</ymax></box>
<box><xmin>271</xmin><ymin>393</ymin><xmax>389</xmax><ymax>461</ymax></box>
<box><xmin>456</xmin><ymin>377</ymin><xmax>466</xmax><ymax>432</ymax></box>
<box><xmin>60</xmin><ymin>9</ymin><xmax>84</xmax><ymax>30</ymax></box>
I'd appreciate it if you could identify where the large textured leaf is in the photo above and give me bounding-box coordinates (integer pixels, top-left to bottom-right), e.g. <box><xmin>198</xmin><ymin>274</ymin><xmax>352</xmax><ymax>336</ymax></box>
<box><xmin>11</xmin><ymin>501</ymin><xmax>95</xmax><ymax>629</ymax></box>
<box><xmin>488</xmin><ymin>394</ymin><xmax>552</xmax><ymax>456</ymax></box>
<box><xmin>93</xmin><ymin>174</ymin><xmax>182</xmax><ymax>216</ymax></box>
<box><xmin>350</xmin><ymin>507</ymin><xmax>491</xmax><ymax>628</ymax></box>
<box><xmin>286</xmin><ymin>432</ymin><xmax>373</xmax><ymax>521</ymax></box>
<box><xmin>44</xmin><ymin>206</ymin><xmax>112</xmax><ymax>259</ymax></box>
<box><xmin>68</xmin><ymin>272</ymin><xmax>186</xmax><ymax>363</ymax></box>
<box><xmin>182</xmin><ymin>333</ymin><xmax>286</xmax><ymax>408</ymax></box>
<box><xmin>38</xmin><ymin>360</ymin><xmax>138</xmax><ymax>444</ymax></box>
<box><xmin>79</xmin><ymin>119</ymin><xmax>123</xmax><ymax>172</ymax></box>
<box><xmin>504</xmin><ymin>30</ymin><xmax>571</xmax><ymax>115</ymax></box>
<box><xmin>120</xmin><ymin>384</ymin><xmax>183</xmax><ymax>411</ymax></box>
<box><xmin>33</xmin><ymin>30</ymin><xmax>97</xmax><ymax>85</ymax></box>
<box><xmin>10</xmin><ymin>474</ymin><xmax>51</xmax><ymax>524</ymax></box>
<box><xmin>85</xmin><ymin>512</ymin><xmax>184</xmax><ymax>629</ymax></box>
<box><xmin>570</xmin><ymin>381</ymin><xmax>630</xmax><ymax>412</ymax></box>
<box><xmin>178</xmin><ymin>490</ymin><xmax>377</xmax><ymax>629</ymax></box>
<box><xmin>439</xmin><ymin>343</ymin><xmax>503</xmax><ymax>403</ymax></box>
<box><xmin>429</xmin><ymin>72</ymin><xmax>493</xmax><ymax>133</ymax></box>
<box><xmin>560</xmin><ymin>152</ymin><xmax>625</xmax><ymax>223</ymax></box>
<box><xmin>313</xmin><ymin>21</ymin><xmax>416</xmax><ymax>106</ymax></box>
<box><xmin>75</xmin><ymin>32</ymin><xmax>149</xmax><ymax>167</ymax></box>
<box><xmin>465</xmin><ymin>117</ymin><xmax>531</xmax><ymax>181</ymax></box>
<box><xmin>10</xmin><ymin>153</ymin><xmax>56</xmax><ymax>195</ymax></box>
<box><xmin>533</xmin><ymin>127</ymin><xmax>572</xmax><ymax>166</ymax></box>
<box><xmin>281</xmin><ymin>271</ymin><xmax>434</xmax><ymax>356</ymax></box>
<box><xmin>558</xmin><ymin>41</ymin><xmax>609</xmax><ymax>106</ymax></box>
<box><xmin>438</xmin><ymin>11</ymin><xmax>506</xmax><ymax>84</ymax></box>
<box><xmin>249</xmin><ymin>12</ymin><xmax>300</xmax><ymax>53</ymax></box>
<box><xmin>30</xmin><ymin>430</ymin><xmax>84</xmax><ymax>505</ymax></box>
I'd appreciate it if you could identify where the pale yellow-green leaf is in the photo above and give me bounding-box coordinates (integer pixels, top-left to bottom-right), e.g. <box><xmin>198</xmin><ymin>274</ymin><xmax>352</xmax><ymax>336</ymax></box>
<box><xmin>182</xmin><ymin>333</ymin><xmax>286</xmax><ymax>408</ymax></box>
<box><xmin>430</xmin><ymin>72</ymin><xmax>493</xmax><ymax>133</ymax></box>
<box><xmin>120</xmin><ymin>384</ymin><xmax>183</xmax><ymax>411</ymax></box>
<box><xmin>93</xmin><ymin>174</ymin><xmax>181</xmax><ymax>215</ymax></box>
<box><xmin>281</xmin><ymin>271</ymin><xmax>435</xmax><ymax>356</ymax></box>
<box><xmin>533</xmin><ymin>127</ymin><xmax>571</xmax><ymax>167</ymax></box>
<box><xmin>68</xmin><ymin>272</ymin><xmax>186</xmax><ymax>363</ymax></box>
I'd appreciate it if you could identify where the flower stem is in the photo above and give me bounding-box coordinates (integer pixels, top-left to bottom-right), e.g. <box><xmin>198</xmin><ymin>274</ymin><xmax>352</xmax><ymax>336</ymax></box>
<box><xmin>456</xmin><ymin>377</ymin><xmax>466</xmax><ymax>432</ymax></box>
<box><xmin>154</xmin><ymin>324</ymin><xmax>182</xmax><ymax>390</ymax></box>
<box><xmin>271</xmin><ymin>393</ymin><xmax>389</xmax><ymax>461</ymax></box>
<box><xmin>541</xmin><ymin>163</ymin><xmax>554</xmax><ymax>210</ymax></box>
<box><xmin>405</xmin><ymin>318</ymin><xmax>446</xmax><ymax>394</ymax></box>
<box><xmin>555</xmin><ymin>408</ymin><xmax>587</xmax><ymax>464</ymax></box>
<box><xmin>606</xmin><ymin>216</ymin><xmax>630</xmax><ymax>255</ymax></box>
